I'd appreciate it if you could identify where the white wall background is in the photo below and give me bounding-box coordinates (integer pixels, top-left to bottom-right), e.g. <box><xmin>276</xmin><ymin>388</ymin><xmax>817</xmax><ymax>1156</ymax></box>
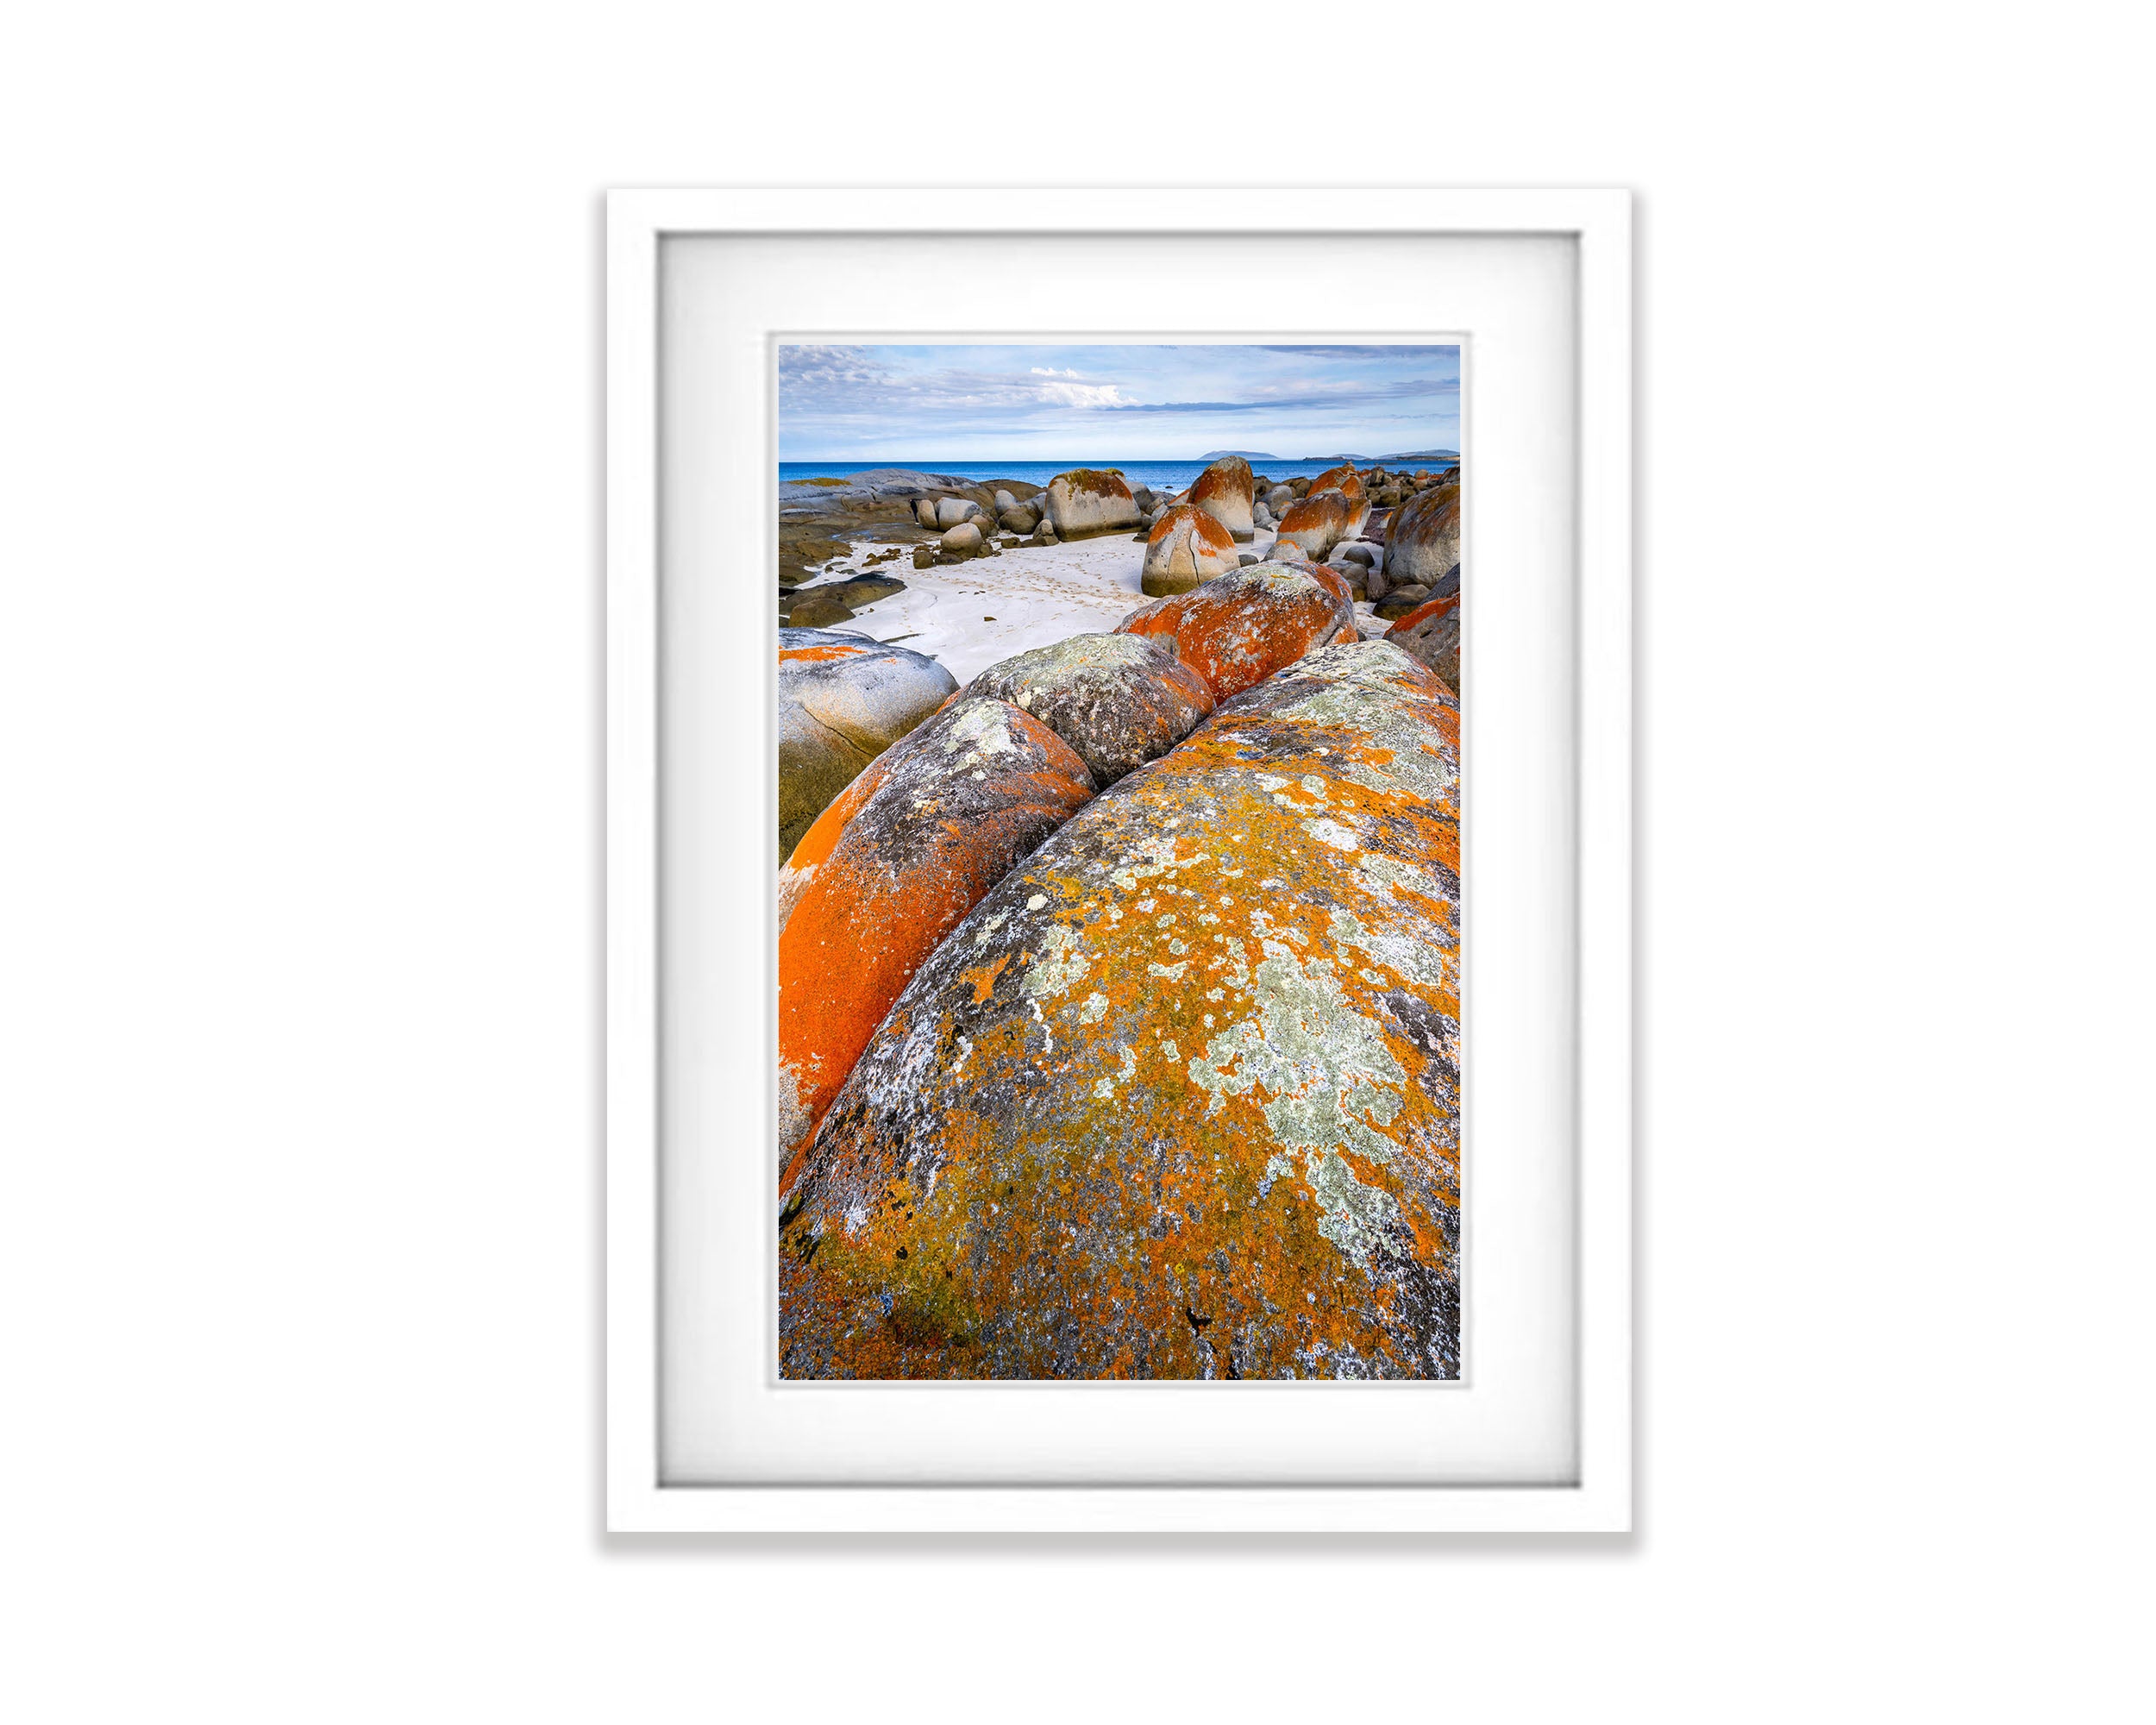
<box><xmin>2</xmin><ymin>3</ymin><xmax>2147</xmax><ymax>1719</ymax></box>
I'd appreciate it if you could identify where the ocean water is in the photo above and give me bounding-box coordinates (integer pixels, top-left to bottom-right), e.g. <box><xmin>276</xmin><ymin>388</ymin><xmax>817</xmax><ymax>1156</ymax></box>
<box><xmin>779</xmin><ymin>456</ymin><xmax>1457</xmax><ymax>491</ymax></box>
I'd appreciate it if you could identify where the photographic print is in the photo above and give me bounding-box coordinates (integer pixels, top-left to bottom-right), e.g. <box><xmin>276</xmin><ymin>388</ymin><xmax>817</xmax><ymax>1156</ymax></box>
<box><xmin>774</xmin><ymin>342</ymin><xmax>1462</xmax><ymax>1379</ymax></box>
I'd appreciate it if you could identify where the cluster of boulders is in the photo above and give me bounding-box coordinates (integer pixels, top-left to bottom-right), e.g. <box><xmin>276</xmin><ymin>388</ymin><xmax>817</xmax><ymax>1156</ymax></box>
<box><xmin>777</xmin><ymin>455</ymin><xmax>1462</xmax><ymax>639</ymax></box>
<box><xmin>774</xmin><ymin>549</ymin><xmax>1464</xmax><ymax>1379</ymax></box>
<box><xmin>909</xmin><ymin>485</ymin><xmax>1065</xmax><ymax>565</ymax></box>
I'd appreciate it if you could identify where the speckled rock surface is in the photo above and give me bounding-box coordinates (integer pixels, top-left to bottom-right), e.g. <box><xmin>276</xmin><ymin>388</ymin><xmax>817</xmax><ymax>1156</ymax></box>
<box><xmin>1114</xmin><ymin>563</ymin><xmax>1356</xmax><ymax>702</ymax></box>
<box><xmin>779</xmin><ymin>642</ymin><xmax>1462</xmax><ymax>1379</ymax></box>
<box><xmin>778</xmin><ymin>630</ymin><xmax>959</xmax><ymax>862</ymax></box>
<box><xmin>776</xmin><ymin>696</ymin><xmax>1096</xmax><ymax>1173</ymax></box>
<box><xmin>1384</xmin><ymin>593</ymin><xmax>1460</xmax><ymax>691</ymax></box>
<box><xmin>1043</xmin><ymin>468</ymin><xmax>1143</xmax><ymax>539</ymax></box>
<box><xmin>963</xmin><ymin>633</ymin><xmax>1214</xmax><ymax>787</ymax></box>
<box><xmin>1188</xmin><ymin>455</ymin><xmax>1256</xmax><ymax>541</ymax></box>
<box><xmin>1273</xmin><ymin>489</ymin><xmax>1352</xmax><ymax>560</ymax></box>
<box><xmin>1383</xmin><ymin>484</ymin><xmax>1460</xmax><ymax>588</ymax></box>
<box><xmin>1139</xmin><ymin>504</ymin><xmax>1241</xmax><ymax>597</ymax></box>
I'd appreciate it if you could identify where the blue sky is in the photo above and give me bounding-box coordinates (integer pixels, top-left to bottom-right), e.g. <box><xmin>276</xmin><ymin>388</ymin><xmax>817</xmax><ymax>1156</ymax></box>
<box><xmin>778</xmin><ymin>343</ymin><xmax>1461</xmax><ymax>461</ymax></box>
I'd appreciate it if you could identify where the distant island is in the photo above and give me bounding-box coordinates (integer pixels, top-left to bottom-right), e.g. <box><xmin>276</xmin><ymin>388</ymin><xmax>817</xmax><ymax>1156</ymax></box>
<box><xmin>1198</xmin><ymin>449</ymin><xmax>1280</xmax><ymax>460</ymax></box>
<box><xmin>1297</xmin><ymin>449</ymin><xmax>1458</xmax><ymax>463</ymax></box>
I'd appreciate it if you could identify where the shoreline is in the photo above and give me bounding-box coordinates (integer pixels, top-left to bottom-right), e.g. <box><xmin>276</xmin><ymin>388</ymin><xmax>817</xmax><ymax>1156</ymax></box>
<box><xmin>792</xmin><ymin>524</ymin><xmax>1383</xmax><ymax>684</ymax></box>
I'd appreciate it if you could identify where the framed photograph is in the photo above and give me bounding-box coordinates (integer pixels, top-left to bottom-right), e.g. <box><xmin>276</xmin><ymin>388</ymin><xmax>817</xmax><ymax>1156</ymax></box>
<box><xmin>607</xmin><ymin>188</ymin><xmax>1632</xmax><ymax>1532</ymax></box>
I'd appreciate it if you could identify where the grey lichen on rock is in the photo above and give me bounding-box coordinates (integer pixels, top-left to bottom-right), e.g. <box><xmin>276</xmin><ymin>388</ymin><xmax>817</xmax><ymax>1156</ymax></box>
<box><xmin>963</xmin><ymin>631</ymin><xmax>1215</xmax><ymax>787</ymax></box>
<box><xmin>777</xmin><ymin>628</ymin><xmax>958</xmax><ymax>863</ymax></box>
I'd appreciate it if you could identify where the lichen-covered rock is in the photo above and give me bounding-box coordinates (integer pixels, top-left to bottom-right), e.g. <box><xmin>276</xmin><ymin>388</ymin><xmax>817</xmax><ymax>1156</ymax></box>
<box><xmin>1384</xmin><ymin>592</ymin><xmax>1459</xmax><ymax>691</ymax></box>
<box><xmin>1116</xmin><ymin>563</ymin><xmax>1355</xmax><ymax>702</ymax></box>
<box><xmin>1273</xmin><ymin>489</ymin><xmax>1352</xmax><ymax>560</ymax></box>
<box><xmin>1043</xmin><ymin>468</ymin><xmax>1143</xmax><ymax>539</ymax></box>
<box><xmin>1307</xmin><ymin>463</ymin><xmax>1370</xmax><ymax>533</ymax></box>
<box><xmin>1139</xmin><ymin>504</ymin><xmax>1241</xmax><ymax>597</ymax></box>
<box><xmin>1188</xmin><ymin>455</ymin><xmax>1257</xmax><ymax>541</ymax></box>
<box><xmin>1384</xmin><ymin>484</ymin><xmax>1459</xmax><ymax>587</ymax></box>
<box><xmin>1300</xmin><ymin>562</ymin><xmax>1357</xmax><ymax>606</ymax></box>
<box><xmin>776</xmin><ymin>696</ymin><xmax>1096</xmax><ymax>1173</ymax></box>
<box><xmin>780</xmin><ymin>643</ymin><xmax>1462</xmax><ymax>1380</ymax></box>
<box><xmin>963</xmin><ymin>632</ymin><xmax>1214</xmax><ymax>787</ymax></box>
<box><xmin>778</xmin><ymin>630</ymin><xmax>957</xmax><ymax>862</ymax></box>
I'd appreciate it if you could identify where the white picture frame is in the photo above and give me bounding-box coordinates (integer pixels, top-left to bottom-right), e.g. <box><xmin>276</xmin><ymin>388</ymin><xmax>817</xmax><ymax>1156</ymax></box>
<box><xmin>607</xmin><ymin>188</ymin><xmax>1633</xmax><ymax>1534</ymax></box>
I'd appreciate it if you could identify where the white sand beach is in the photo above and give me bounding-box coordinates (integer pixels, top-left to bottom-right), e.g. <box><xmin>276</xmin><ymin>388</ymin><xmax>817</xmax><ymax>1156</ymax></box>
<box><xmin>803</xmin><ymin>528</ymin><xmax>1381</xmax><ymax>684</ymax></box>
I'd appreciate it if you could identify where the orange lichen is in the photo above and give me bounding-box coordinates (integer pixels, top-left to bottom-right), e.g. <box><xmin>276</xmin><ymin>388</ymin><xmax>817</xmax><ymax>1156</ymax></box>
<box><xmin>778</xmin><ymin>643</ymin><xmax>869</xmax><ymax>665</ymax></box>
<box><xmin>776</xmin><ymin>698</ymin><xmax>1096</xmax><ymax>1180</ymax></box>
<box><xmin>1189</xmin><ymin>457</ymin><xmax>1254</xmax><ymax>505</ymax></box>
<box><xmin>1274</xmin><ymin>490</ymin><xmax>1352</xmax><ymax>557</ymax></box>
<box><xmin>1116</xmin><ymin>566</ymin><xmax>1355</xmax><ymax>701</ymax></box>
<box><xmin>1308</xmin><ymin>463</ymin><xmax>1368</xmax><ymax>507</ymax></box>
<box><xmin>1387</xmin><ymin>592</ymin><xmax>1460</xmax><ymax>634</ymax></box>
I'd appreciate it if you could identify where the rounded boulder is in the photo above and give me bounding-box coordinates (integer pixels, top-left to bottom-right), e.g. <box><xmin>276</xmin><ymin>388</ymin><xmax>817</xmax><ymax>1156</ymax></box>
<box><xmin>963</xmin><ymin>632</ymin><xmax>1214</xmax><ymax>787</ymax></box>
<box><xmin>1307</xmin><ymin>463</ymin><xmax>1370</xmax><ymax>534</ymax></box>
<box><xmin>935</xmin><ymin>496</ymin><xmax>979</xmax><ymax>529</ymax></box>
<box><xmin>1140</xmin><ymin>504</ymin><xmax>1242</xmax><ymax>597</ymax></box>
<box><xmin>1188</xmin><ymin>455</ymin><xmax>1257</xmax><ymax>541</ymax></box>
<box><xmin>940</xmin><ymin>521</ymin><xmax>984</xmax><ymax>557</ymax></box>
<box><xmin>1385</xmin><ymin>485</ymin><xmax>1460</xmax><ymax>588</ymax></box>
<box><xmin>1115</xmin><ymin>562</ymin><xmax>1356</xmax><ymax>703</ymax></box>
<box><xmin>1384</xmin><ymin>592</ymin><xmax>1460</xmax><ymax>691</ymax></box>
<box><xmin>1043</xmin><ymin>468</ymin><xmax>1143</xmax><ymax>539</ymax></box>
<box><xmin>776</xmin><ymin>696</ymin><xmax>1096</xmax><ymax>1176</ymax></box>
<box><xmin>779</xmin><ymin>643</ymin><xmax>1463</xmax><ymax>1380</ymax></box>
<box><xmin>1271</xmin><ymin>490</ymin><xmax>1353</xmax><ymax>561</ymax></box>
<box><xmin>778</xmin><ymin>629</ymin><xmax>959</xmax><ymax>864</ymax></box>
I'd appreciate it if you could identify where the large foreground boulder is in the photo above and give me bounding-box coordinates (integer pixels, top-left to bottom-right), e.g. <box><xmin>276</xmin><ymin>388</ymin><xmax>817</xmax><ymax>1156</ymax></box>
<box><xmin>778</xmin><ymin>630</ymin><xmax>957</xmax><ymax>862</ymax></box>
<box><xmin>1273</xmin><ymin>489</ymin><xmax>1352</xmax><ymax>560</ymax></box>
<box><xmin>1384</xmin><ymin>485</ymin><xmax>1459</xmax><ymax>588</ymax></box>
<box><xmin>1043</xmin><ymin>468</ymin><xmax>1143</xmax><ymax>539</ymax></box>
<box><xmin>780</xmin><ymin>643</ymin><xmax>1463</xmax><ymax>1379</ymax></box>
<box><xmin>963</xmin><ymin>633</ymin><xmax>1214</xmax><ymax>787</ymax></box>
<box><xmin>1188</xmin><ymin>455</ymin><xmax>1257</xmax><ymax>540</ymax></box>
<box><xmin>1384</xmin><ymin>593</ymin><xmax>1460</xmax><ymax>691</ymax></box>
<box><xmin>1115</xmin><ymin>563</ymin><xmax>1355</xmax><ymax>702</ymax></box>
<box><xmin>776</xmin><ymin>696</ymin><xmax>1096</xmax><ymax>1174</ymax></box>
<box><xmin>1139</xmin><ymin>504</ymin><xmax>1241</xmax><ymax>597</ymax></box>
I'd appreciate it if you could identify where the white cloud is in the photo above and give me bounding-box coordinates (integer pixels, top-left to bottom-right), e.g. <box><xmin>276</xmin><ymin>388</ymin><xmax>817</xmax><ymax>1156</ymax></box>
<box><xmin>1031</xmin><ymin>378</ymin><xmax>1131</xmax><ymax>410</ymax></box>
